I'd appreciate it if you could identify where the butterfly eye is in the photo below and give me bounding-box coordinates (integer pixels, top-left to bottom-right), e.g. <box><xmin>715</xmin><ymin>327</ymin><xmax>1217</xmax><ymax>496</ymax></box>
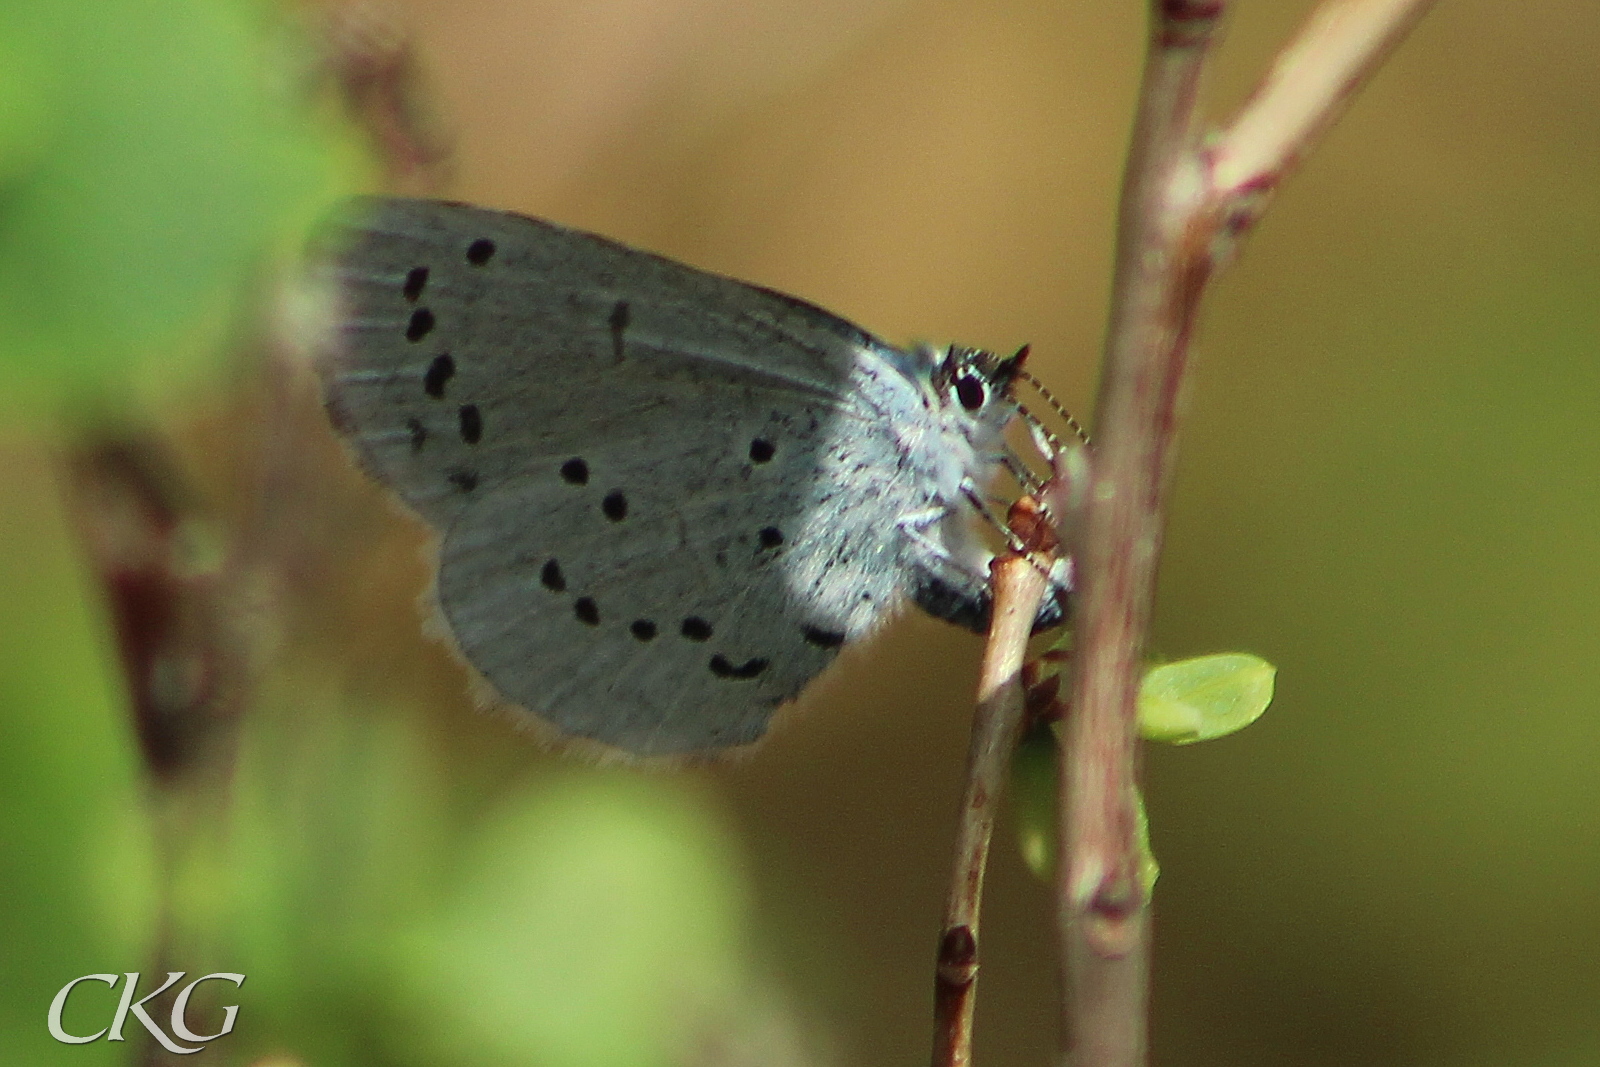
<box><xmin>955</xmin><ymin>374</ymin><xmax>986</xmax><ymax>411</ymax></box>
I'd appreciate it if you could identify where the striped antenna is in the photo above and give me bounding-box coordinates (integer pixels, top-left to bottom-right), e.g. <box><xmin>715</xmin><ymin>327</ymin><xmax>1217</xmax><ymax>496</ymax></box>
<box><xmin>1016</xmin><ymin>368</ymin><xmax>1090</xmax><ymax>447</ymax></box>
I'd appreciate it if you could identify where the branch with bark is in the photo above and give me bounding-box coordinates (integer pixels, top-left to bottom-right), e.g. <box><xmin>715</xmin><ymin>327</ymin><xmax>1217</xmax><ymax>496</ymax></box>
<box><xmin>932</xmin><ymin>2</ymin><xmax>1437</xmax><ymax>1065</ymax></box>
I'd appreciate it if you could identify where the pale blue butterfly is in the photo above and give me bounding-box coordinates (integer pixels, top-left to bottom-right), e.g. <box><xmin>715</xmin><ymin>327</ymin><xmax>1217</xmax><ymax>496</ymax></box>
<box><xmin>313</xmin><ymin>197</ymin><xmax>1067</xmax><ymax>755</ymax></box>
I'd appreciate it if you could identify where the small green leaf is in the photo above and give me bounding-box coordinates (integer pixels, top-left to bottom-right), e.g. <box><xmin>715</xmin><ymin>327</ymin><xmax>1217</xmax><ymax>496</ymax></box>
<box><xmin>1012</xmin><ymin>651</ymin><xmax>1274</xmax><ymax>884</ymax></box>
<box><xmin>1132</xmin><ymin>787</ymin><xmax>1159</xmax><ymax>898</ymax></box>
<box><xmin>1013</xmin><ymin>722</ymin><xmax>1056</xmax><ymax>882</ymax></box>
<box><xmin>1138</xmin><ymin>653</ymin><xmax>1276</xmax><ymax>745</ymax></box>
<box><xmin>1012</xmin><ymin>725</ymin><xmax>1159</xmax><ymax>893</ymax></box>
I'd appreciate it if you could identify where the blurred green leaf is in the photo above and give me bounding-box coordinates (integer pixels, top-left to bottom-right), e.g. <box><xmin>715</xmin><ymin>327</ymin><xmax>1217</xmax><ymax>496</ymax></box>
<box><xmin>0</xmin><ymin>449</ymin><xmax>157</xmax><ymax>1066</ymax></box>
<box><xmin>1013</xmin><ymin>723</ymin><xmax>1159</xmax><ymax>892</ymax></box>
<box><xmin>402</xmin><ymin>775</ymin><xmax>750</xmax><ymax>1067</ymax></box>
<box><xmin>0</xmin><ymin>0</ymin><xmax>348</xmax><ymax>418</ymax></box>
<box><xmin>1013</xmin><ymin>722</ymin><xmax>1055</xmax><ymax>882</ymax></box>
<box><xmin>209</xmin><ymin>682</ymin><xmax>757</xmax><ymax>1067</ymax></box>
<box><xmin>220</xmin><ymin>689</ymin><xmax>456</xmax><ymax>1067</ymax></box>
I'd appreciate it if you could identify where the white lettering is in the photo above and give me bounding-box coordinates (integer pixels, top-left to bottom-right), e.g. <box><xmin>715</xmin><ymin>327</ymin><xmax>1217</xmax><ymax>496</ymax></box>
<box><xmin>46</xmin><ymin>974</ymin><xmax>117</xmax><ymax>1044</ymax></box>
<box><xmin>169</xmin><ymin>973</ymin><xmax>245</xmax><ymax>1043</ymax></box>
<box><xmin>108</xmin><ymin>972</ymin><xmax>203</xmax><ymax>1055</ymax></box>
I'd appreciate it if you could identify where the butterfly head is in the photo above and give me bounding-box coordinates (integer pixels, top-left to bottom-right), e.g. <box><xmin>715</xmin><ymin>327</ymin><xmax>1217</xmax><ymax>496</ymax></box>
<box><xmin>929</xmin><ymin>343</ymin><xmax>1029</xmax><ymax>444</ymax></box>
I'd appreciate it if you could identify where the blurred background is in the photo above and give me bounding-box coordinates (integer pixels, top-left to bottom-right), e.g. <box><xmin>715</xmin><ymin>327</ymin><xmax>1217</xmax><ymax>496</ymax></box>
<box><xmin>2</xmin><ymin>0</ymin><xmax>1597</xmax><ymax>1065</ymax></box>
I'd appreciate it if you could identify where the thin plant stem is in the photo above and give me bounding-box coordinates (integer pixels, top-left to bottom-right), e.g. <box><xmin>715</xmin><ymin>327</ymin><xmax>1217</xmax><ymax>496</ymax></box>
<box><xmin>1053</xmin><ymin>8</ymin><xmax>1220</xmax><ymax>1063</ymax></box>
<box><xmin>1210</xmin><ymin>0</ymin><xmax>1439</xmax><ymax>203</ymax></box>
<box><xmin>932</xmin><ymin>525</ymin><xmax>1054</xmax><ymax>1067</ymax></box>
<box><xmin>1054</xmin><ymin>1</ymin><xmax>1437</xmax><ymax>1064</ymax></box>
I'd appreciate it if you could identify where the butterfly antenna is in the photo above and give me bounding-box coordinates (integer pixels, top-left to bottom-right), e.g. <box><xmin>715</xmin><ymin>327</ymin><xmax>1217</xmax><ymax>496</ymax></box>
<box><xmin>1000</xmin><ymin>446</ymin><xmax>1045</xmax><ymax>497</ymax></box>
<box><xmin>1016</xmin><ymin>369</ymin><xmax>1090</xmax><ymax>446</ymax></box>
<box><xmin>1016</xmin><ymin>407</ymin><xmax>1063</xmax><ymax>458</ymax></box>
<box><xmin>964</xmin><ymin>486</ymin><xmax>1028</xmax><ymax>554</ymax></box>
<box><xmin>1013</xmin><ymin>399</ymin><xmax>1078</xmax><ymax>468</ymax></box>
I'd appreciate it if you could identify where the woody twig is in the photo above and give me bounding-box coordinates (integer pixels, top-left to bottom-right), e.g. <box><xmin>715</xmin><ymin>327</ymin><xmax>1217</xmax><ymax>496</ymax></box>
<box><xmin>1056</xmin><ymin>2</ymin><xmax>1436</xmax><ymax>1065</ymax></box>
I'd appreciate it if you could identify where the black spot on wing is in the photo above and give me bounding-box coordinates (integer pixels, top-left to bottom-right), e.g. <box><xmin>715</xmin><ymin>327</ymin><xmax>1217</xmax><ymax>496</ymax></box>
<box><xmin>467</xmin><ymin>238</ymin><xmax>495</xmax><ymax>265</ymax></box>
<box><xmin>801</xmin><ymin>625</ymin><xmax>846</xmax><ymax>649</ymax></box>
<box><xmin>403</xmin><ymin>267</ymin><xmax>428</xmax><ymax>301</ymax></box>
<box><xmin>681</xmin><ymin>617</ymin><xmax>712</xmax><ymax>641</ymax></box>
<box><xmin>602</xmin><ymin>491</ymin><xmax>627</xmax><ymax>521</ymax></box>
<box><xmin>458</xmin><ymin>404</ymin><xmax>482</xmax><ymax>444</ymax></box>
<box><xmin>447</xmin><ymin>469</ymin><xmax>478</xmax><ymax>492</ymax></box>
<box><xmin>406</xmin><ymin>308</ymin><xmax>435</xmax><ymax>341</ymax></box>
<box><xmin>609</xmin><ymin>300</ymin><xmax>629</xmax><ymax>361</ymax></box>
<box><xmin>560</xmin><ymin>458</ymin><xmax>589</xmax><ymax>485</ymax></box>
<box><xmin>574</xmin><ymin>597</ymin><xmax>599</xmax><ymax>625</ymax></box>
<box><xmin>540</xmin><ymin>559</ymin><xmax>565</xmax><ymax>591</ymax></box>
<box><xmin>424</xmin><ymin>354</ymin><xmax>454</xmax><ymax>398</ymax></box>
<box><xmin>749</xmin><ymin>438</ymin><xmax>775</xmax><ymax>463</ymax></box>
<box><xmin>709</xmin><ymin>655</ymin><xmax>768</xmax><ymax>680</ymax></box>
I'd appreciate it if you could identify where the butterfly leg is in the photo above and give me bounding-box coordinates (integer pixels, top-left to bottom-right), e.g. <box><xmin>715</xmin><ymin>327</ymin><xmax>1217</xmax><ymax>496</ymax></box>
<box><xmin>897</xmin><ymin>513</ymin><xmax>1069</xmax><ymax>635</ymax></box>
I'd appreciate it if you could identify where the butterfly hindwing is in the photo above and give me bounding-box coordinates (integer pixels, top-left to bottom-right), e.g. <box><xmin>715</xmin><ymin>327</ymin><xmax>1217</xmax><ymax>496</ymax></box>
<box><xmin>436</xmin><ymin>398</ymin><xmax>860</xmax><ymax>753</ymax></box>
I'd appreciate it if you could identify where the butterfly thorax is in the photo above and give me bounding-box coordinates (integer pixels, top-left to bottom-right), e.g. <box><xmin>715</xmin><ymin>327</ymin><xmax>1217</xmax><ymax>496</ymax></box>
<box><xmin>775</xmin><ymin>342</ymin><xmax>1022</xmax><ymax>640</ymax></box>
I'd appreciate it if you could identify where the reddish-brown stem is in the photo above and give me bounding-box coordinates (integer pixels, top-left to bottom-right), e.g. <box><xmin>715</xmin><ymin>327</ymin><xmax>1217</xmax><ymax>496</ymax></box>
<box><xmin>1054</xmin><ymin>1</ymin><xmax>1436</xmax><ymax>1064</ymax></box>
<box><xmin>1210</xmin><ymin>0</ymin><xmax>1439</xmax><ymax>202</ymax></box>
<box><xmin>932</xmin><ymin>546</ymin><xmax>1051</xmax><ymax>1067</ymax></box>
<box><xmin>320</xmin><ymin>3</ymin><xmax>453</xmax><ymax>193</ymax></box>
<box><xmin>1055</xmin><ymin>8</ymin><xmax>1220</xmax><ymax>1065</ymax></box>
<box><xmin>63</xmin><ymin>436</ymin><xmax>249</xmax><ymax>1067</ymax></box>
